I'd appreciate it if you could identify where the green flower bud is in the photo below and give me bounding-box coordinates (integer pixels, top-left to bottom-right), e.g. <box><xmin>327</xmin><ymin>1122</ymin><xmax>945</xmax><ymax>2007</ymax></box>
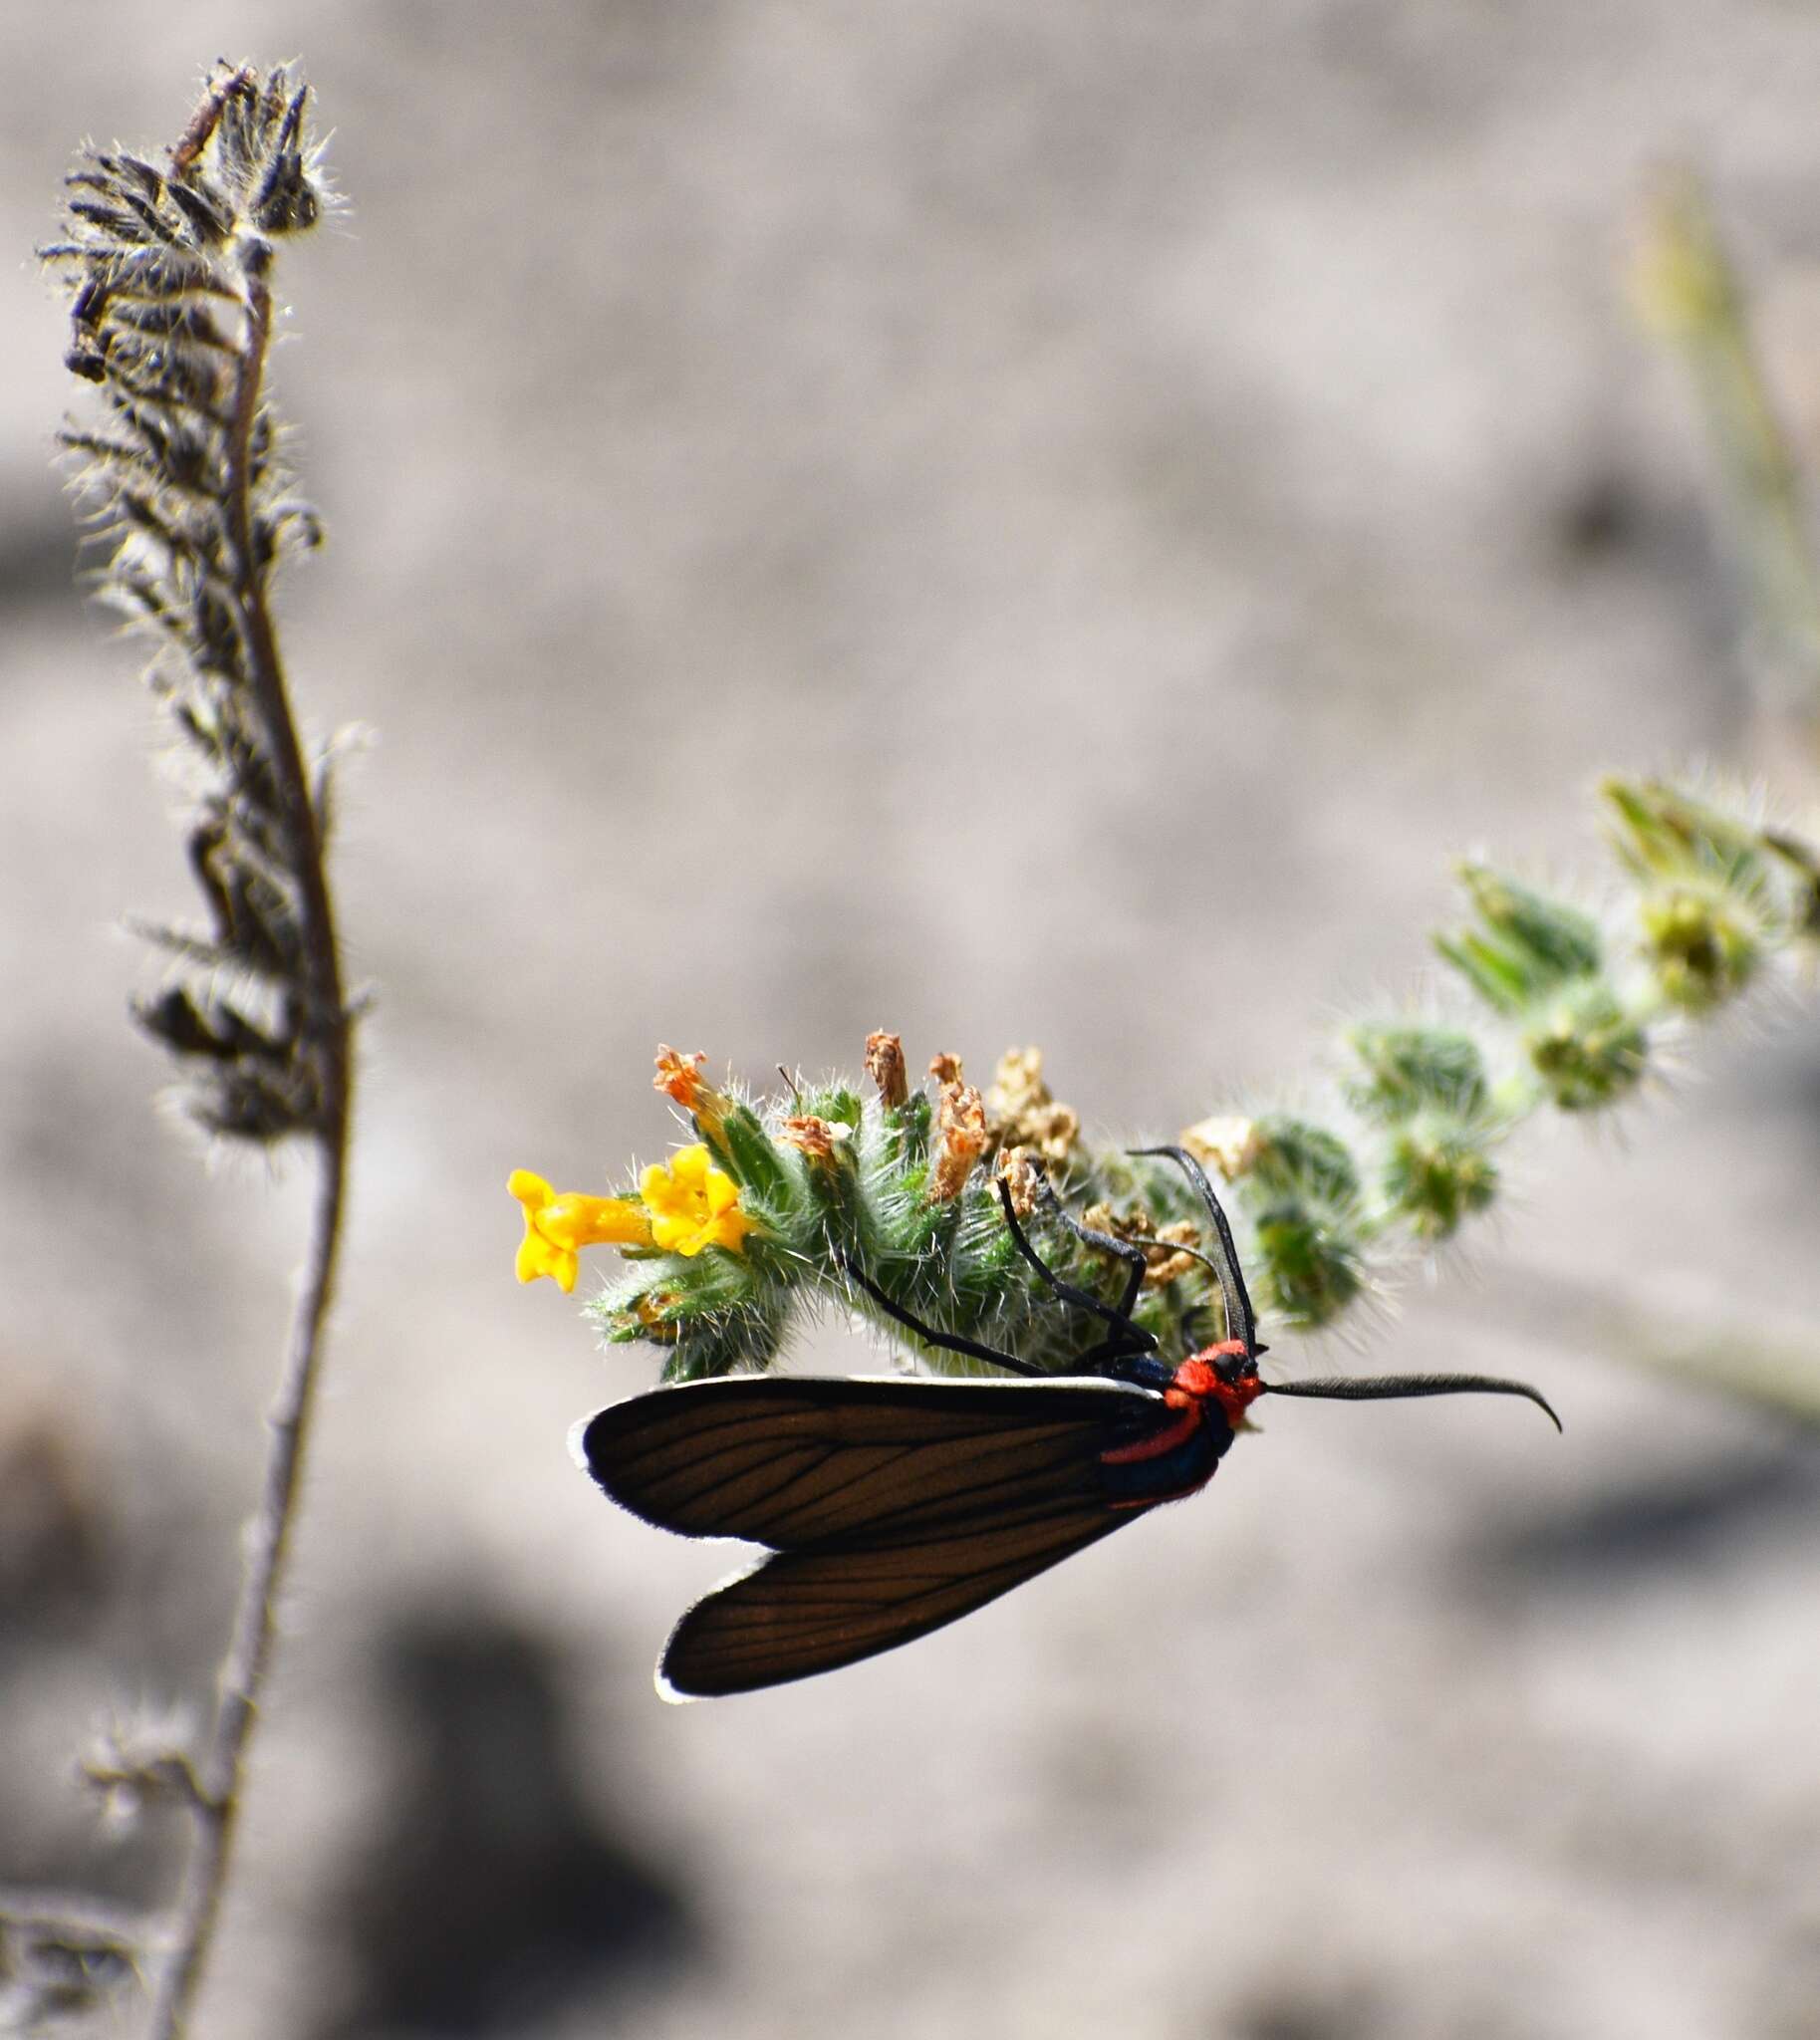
<box><xmin>1383</xmin><ymin>1123</ymin><xmax>1498</xmax><ymax>1239</ymax></box>
<box><xmin>591</xmin><ymin>1245</ymin><xmax>784</xmax><ymax>1383</ymax></box>
<box><xmin>1437</xmin><ymin>866</ymin><xmax>1605</xmax><ymax>1012</ymax></box>
<box><xmin>1234</xmin><ymin>1117</ymin><xmax>1368</xmax><ymax>1330</ymax></box>
<box><xmin>712</xmin><ymin>1099</ymin><xmax>794</xmax><ymax>1207</ymax></box>
<box><xmin>1638</xmin><ymin>885</ymin><xmax>1760</xmax><ymax>1011</ymax></box>
<box><xmin>1523</xmin><ymin>980</ymin><xmax>1649</xmax><ymax>1112</ymax></box>
<box><xmin>1246</xmin><ymin>1116</ymin><xmax>1363</xmax><ymax>1209</ymax></box>
<box><xmin>1252</xmin><ymin>1206</ymin><xmax>1365</xmax><ymax>1328</ymax></box>
<box><xmin>1346</xmin><ymin>1023</ymin><xmax>1489</xmax><ymax>1124</ymax></box>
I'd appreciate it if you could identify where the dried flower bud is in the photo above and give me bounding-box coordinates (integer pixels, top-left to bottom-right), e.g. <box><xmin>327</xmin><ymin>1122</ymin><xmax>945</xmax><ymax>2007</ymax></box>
<box><xmin>1178</xmin><ymin>1115</ymin><xmax>1262</xmax><ymax>1180</ymax></box>
<box><xmin>780</xmin><ymin>1115</ymin><xmax>845</xmax><ymax>1162</ymax></box>
<box><xmin>1081</xmin><ymin>1202</ymin><xmax>1201</xmax><ymax>1288</ymax></box>
<box><xmin>985</xmin><ymin>1044</ymin><xmax>1080</xmax><ymax>1163</ymax></box>
<box><xmin>1024</xmin><ymin>1102</ymin><xmax>1079</xmax><ymax>1164</ymax></box>
<box><xmin>865</xmin><ymin>1031</ymin><xmax>909</xmax><ymax>1109</ymax></box>
<box><xmin>987</xmin><ymin>1046</ymin><xmax>1048</xmax><ymax>1119</ymax></box>
<box><xmin>170</xmin><ymin>63</ymin><xmax>256</xmax><ymax>172</ymax></box>
<box><xmin>927</xmin><ymin>1051</ymin><xmax>964</xmax><ymax>1086</ymax></box>
<box><xmin>653</xmin><ymin>1045</ymin><xmax>707</xmax><ymax>1110</ymax></box>
<box><xmin>1141</xmin><ymin>1220</ymin><xmax>1203</xmax><ymax>1289</ymax></box>
<box><xmin>653</xmin><ymin>1043</ymin><xmax>731</xmax><ymax>1138</ymax></box>
<box><xmin>928</xmin><ymin>1075</ymin><xmax>987</xmax><ymax>1203</ymax></box>
<box><xmin>995</xmin><ymin>1145</ymin><xmax>1043</xmax><ymax>1217</ymax></box>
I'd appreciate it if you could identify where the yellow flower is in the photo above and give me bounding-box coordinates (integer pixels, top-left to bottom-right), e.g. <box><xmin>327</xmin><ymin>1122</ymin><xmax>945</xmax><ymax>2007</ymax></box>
<box><xmin>640</xmin><ymin>1143</ymin><xmax>754</xmax><ymax>1257</ymax></box>
<box><xmin>509</xmin><ymin>1169</ymin><xmax>653</xmax><ymax>1293</ymax></box>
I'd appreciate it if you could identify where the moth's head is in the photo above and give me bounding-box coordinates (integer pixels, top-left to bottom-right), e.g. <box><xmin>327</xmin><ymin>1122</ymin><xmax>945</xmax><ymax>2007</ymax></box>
<box><xmin>1174</xmin><ymin>1341</ymin><xmax>1267</xmax><ymax>1429</ymax></box>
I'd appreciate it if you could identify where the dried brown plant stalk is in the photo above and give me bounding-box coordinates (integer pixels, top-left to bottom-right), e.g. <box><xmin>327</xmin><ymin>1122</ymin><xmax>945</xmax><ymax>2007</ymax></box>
<box><xmin>11</xmin><ymin>63</ymin><xmax>355</xmax><ymax>2038</ymax></box>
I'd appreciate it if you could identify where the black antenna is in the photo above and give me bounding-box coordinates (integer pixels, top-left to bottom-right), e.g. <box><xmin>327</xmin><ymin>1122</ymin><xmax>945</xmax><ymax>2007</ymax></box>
<box><xmin>1131</xmin><ymin>1147</ymin><xmax>1557</xmax><ymax>1428</ymax></box>
<box><xmin>1265</xmin><ymin>1372</ymin><xmax>1561</xmax><ymax>1430</ymax></box>
<box><xmin>1129</xmin><ymin>1146</ymin><xmax>1257</xmax><ymax>1355</ymax></box>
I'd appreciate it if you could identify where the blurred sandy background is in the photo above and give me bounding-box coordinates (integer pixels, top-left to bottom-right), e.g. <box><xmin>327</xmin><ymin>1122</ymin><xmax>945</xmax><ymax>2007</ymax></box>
<box><xmin>4</xmin><ymin>6</ymin><xmax>1820</xmax><ymax>2037</ymax></box>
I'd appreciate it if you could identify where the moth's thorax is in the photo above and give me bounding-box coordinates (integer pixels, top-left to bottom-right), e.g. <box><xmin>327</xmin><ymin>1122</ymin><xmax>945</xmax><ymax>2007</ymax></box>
<box><xmin>1096</xmin><ymin>1344</ymin><xmax>1254</xmax><ymax>1505</ymax></box>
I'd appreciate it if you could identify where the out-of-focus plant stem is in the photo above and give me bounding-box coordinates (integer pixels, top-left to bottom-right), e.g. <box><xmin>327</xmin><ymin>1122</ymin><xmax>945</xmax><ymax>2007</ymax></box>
<box><xmin>1634</xmin><ymin>167</ymin><xmax>1820</xmax><ymax>739</ymax></box>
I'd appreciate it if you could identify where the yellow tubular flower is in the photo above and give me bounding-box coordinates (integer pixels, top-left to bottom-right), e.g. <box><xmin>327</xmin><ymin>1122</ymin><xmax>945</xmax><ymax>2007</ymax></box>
<box><xmin>640</xmin><ymin>1143</ymin><xmax>755</xmax><ymax>1257</ymax></box>
<box><xmin>509</xmin><ymin>1169</ymin><xmax>654</xmax><ymax>1293</ymax></box>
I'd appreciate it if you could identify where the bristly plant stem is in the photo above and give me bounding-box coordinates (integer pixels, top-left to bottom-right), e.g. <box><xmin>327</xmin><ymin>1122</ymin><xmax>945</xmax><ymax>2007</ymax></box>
<box><xmin>146</xmin><ymin>268</ymin><xmax>354</xmax><ymax>2040</ymax></box>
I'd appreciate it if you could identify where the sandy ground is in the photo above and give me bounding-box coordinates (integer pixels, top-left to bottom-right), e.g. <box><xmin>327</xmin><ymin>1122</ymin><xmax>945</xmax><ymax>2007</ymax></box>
<box><xmin>3</xmin><ymin>6</ymin><xmax>1820</xmax><ymax>2037</ymax></box>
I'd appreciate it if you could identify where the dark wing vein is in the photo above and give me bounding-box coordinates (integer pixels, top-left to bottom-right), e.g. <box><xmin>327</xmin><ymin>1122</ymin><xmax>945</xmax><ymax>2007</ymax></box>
<box><xmin>576</xmin><ymin>1375</ymin><xmax>1160</xmax><ymax>1548</ymax></box>
<box><xmin>659</xmin><ymin>1503</ymin><xmax>1128</xmax><ymax>1697</ymax></box>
